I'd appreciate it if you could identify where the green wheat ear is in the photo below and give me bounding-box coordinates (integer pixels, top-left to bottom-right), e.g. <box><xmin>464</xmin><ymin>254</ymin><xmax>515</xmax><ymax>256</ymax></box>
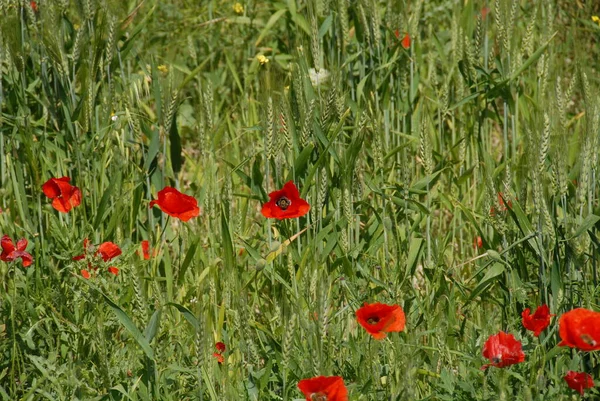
<box><xmin>266</xmin><ymin>96</ymin><xmax>275</xmax><ymax>160</ymax></box>
<box><xmin>310</xmin><ymin>13</ymin><xmax>322</xmax><ymax>72</ymax></box>
<box><xmin>338</xmin><ymin>0</ymin><xmax>349</xmax><ymax>47</ymax></box>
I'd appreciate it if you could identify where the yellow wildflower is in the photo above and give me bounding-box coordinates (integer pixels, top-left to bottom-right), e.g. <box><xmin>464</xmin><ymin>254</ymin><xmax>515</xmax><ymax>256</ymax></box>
<box><xmin>157</xmin><ymin>65</ymin><xmax>169</xmax><ymax>74</ymax></box>
<box><xmin>592</xmin><ymin>16</ymin><xmax>600</xmax><ymax>25</ymax></box>
<box><xmin>232</xmin><ymin>2</ymin><xmax>244</xmax><ymax>15</ymax></box>
<box><xmin>256</xmin><ymin>55</ymin><xmax>269</xmax><ymax>65</ymax></box>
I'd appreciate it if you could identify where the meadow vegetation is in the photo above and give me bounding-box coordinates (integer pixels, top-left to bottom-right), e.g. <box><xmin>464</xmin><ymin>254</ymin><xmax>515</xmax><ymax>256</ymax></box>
<box><xmin>1</xmin><ymin>0</ymin><xmax>600</xmax><ymax>399</ymax></box>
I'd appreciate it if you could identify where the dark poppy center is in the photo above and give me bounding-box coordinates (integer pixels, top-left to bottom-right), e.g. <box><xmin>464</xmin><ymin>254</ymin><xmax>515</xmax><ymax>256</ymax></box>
<box><xmin>580</xmin><ymin>333</ymin><xmax>597</xmax><ymax>346</ymax></box>
<box><xmin>367</xmin><ymin>316</ymin><xmax>380</xmax><ymax>325</ymax></box>
<box><xmin>310</xmin><ymin>392</ymin><xmax>327</xmax><ymax>401</ymax></box>
<box><xmin>276</xmin><ymin>196</ymin><xmax>291</xmax><ymax>210</ymax></box>
<box><xmin>492</xmin><ymin>356</ymin><xmax>502</xmax><ymax>364</ymax></box>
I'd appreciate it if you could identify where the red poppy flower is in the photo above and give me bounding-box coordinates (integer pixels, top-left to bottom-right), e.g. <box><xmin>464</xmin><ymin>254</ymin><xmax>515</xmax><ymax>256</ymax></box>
<box><xmin>0</xmin><ymin>235</ymin><xmax>33</xmax><ymax>267</ymax></box>
<box><xmin>564</xmin><ymin>371</ymin><xmax>594</xmax><ymax>396</ymax></box>
<box><xmin>73</xmin><ymin>239</ymin><xmax>121</xmax><ymax>278</ymax></box>
<box><xmin>558</xmin><ymin>308</ymin><xmax>600</xmax><ymax>351</ymax></box>
<box><xmin>522</xmin><ymin>305</ymin><xmax>553</xmax><ymax>337</ymax></box>
<box><xmin>141</xmin><ymin>240</ymin><xmax>151</xmax><ymax>260</ymax></box>
<box><xmin>42</xmin><ymin>177</ymin><xmax>82</xmax><ymax>213</ymax></box>
<box><xmin>473</xmin><ymin>236</ymin><xmax>483</xmax><ymax>249</ymax></box>
<box><xmin>394</xmin><ymin>29</ymin><xmax>400</xmax><ymax>39</ymax></box>
<box><xmin>30</xmin><ymin>1</ymin><xmax>38</xmax><ymax>12</ymax></box>
<box><xmin>481</xmin><ymin>7</ymin><xmax>490</xmax><ymax>20</ymax></box>
<box><xmin>261</xmin><ymin>181</ymin><xmax>310</xmax><ymax>220</ymax></box>
<box><xmin>401</xmin><ymin>33</ymin><xmax>411</xmax><ymax>49</ymax></box>
<box><xmin>298</xmin><ymin>376</ymin><xmax>348</xmax><ymax>401</ymax></box>
<box><xmin>149</xmin><ymin>186</ymin><xmax>200</xmax><ymax>222</ymax></box>
<box><xmin>481</xmin><ymin>332</ymin><xmax>525</xmax><ymax>369</ymax></box>
<box><xmin>215</xmin><ymin>342</ymin><xmax>226</xmax><ymax>353</ymax></box>
<box><xmin>356</xmin><ymin>302</ymin><xmax>406</xmax><ymax>340</ymax></box>
<box><xmin>97</xmin><ymin>242</ymin><xmax>121</xmax><ymax>262</ymax></box>
<box><xmin>490</xmin><ymin>193</ymin><xmax>513</xmax><ymax>216</ymax></box>
<box><xmin>212</xmin><ymin>352</ymin><xmax>224</xmax><ymax>364</ymax></box>
<box><xmin>74</xmin><ymin>240</ymin><xmax>121</xmax><ymax>262</ymax></box>
<box><xmin>497</xmin><ymin>193</ymin><xmax>512</xmax><ymax>209</ymax></box>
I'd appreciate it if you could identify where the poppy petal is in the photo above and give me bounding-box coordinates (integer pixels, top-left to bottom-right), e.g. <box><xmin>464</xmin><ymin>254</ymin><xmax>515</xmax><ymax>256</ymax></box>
<box><xmin>564</xmin><ymin>371</ymin><xmax>594</xmax><ymax>396</ymax></box>
<box><xmin>298</xmin><ymin>376</ymin><xmax>348</xmax><ymax>401</ymax></box>
<box><xmin>1</xmin><ymin>235</ymin><xmax>15</xmax><ymax>253</ymax></box>
<box><xmin>16</xmin><ymin>238</ymin><xmax>28</xmax><ymax>252</ymax></box>
<box><xmin>150</xmin><ymin>186</ymin><xmax>200</xmax><ymax>221</ymax></box>
<box><xmin>482</xmin><ymin>331</ymin><xmax>525</xmax><ymax>368</ymax></box>
<box><xmin>97</xmin><ymin>242</ymin><xmax>122</xmax><ymax>262</ymax></box>
<box><xmin>261</xmin><ymin>181</ymin><xmax>310</xmax><ymax>220</ymax></box>
<box><xmin>356</xmin><ymin>302</ymin><xmax>406</xmax><ymax>340</ymax></box>
<box><xmin>141</xmin><ymin>240</ymin><xmax>151</xmax><ymax>260</ymax></box>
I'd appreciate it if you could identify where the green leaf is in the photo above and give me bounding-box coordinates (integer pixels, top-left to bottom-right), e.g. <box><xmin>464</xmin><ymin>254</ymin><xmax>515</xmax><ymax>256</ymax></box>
<box><xmin>118</xmin><ymin>6</ymin><xmax>157</xmax><ymax>62</ymax></box>
<box><xmin>318</xmin><ymin>15</ymin><xmax>333</xmax><ymax>38</ymax></box>
<box><xmin>570</xmin><ymin>214</ymin><xmax>600</xmax><ymax>239</ymax></box>
<box><xmin>507</xmin><ymin>32</ymin><xmax>557</xmax><ymax>82</ymax></box>
<box><xmin>144</xmin><ymin>129</ymin><xmax>160</xmax><ymax>172</ymax></box>
<box><xmin>93</xmin><ymin>172</ymin><xmax>121</xmax><ymax>229</ymax></box>
<box><xmin>100</xmin><ymin>291</ymin><xmax>154</xmax><ymax>360</ymax></box>
<box><xmin>407</xmin><ymin>237</ymin><xmax>424</xmax><ymax>274</ymax></box>
<box><xmin>167</xmin><ymin>303</ymin><xmax>199</xmax><ymax>331</ymax></box>
<box><xmin>221</xmin><ymin>205</ymin><xmax>235</xmax><ymax>271</ymax></box>
<box><xmin>255</xmin><ymin>9</ymin><xmax>288</xmax><ymax>46</ymax></box>
<box><xmin>177</xmin><ymin>238</ymin><xmax>199</xmax><ymax>285</ymax></box>
<box><xmin>169</xmin><ymin>108</ymin><xmax>182</xmax><ymax>175</ymax></box>
<box><xmin>144</xmin><ymin>309</ymin><xmax>162</xmax><ymax>343</ymax></box>
<box><xmin>292</xmin><ymin>144</ymin><xmax>314</xmax><ymax>179</ymax></box>
<box><xmin>467</xmin><ymin>263</ymin><xmax>505</xmax><ymax>304</ymax></box>
<box><xmin>409</xmin><ymin>169</ymin><xmax>445</xmax><ymax>193</ymax></box>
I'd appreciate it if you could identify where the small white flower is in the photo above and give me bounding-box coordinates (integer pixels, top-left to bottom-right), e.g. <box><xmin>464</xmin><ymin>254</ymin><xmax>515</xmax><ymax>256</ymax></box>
<box><xmin>308</xmin><ymin>68</ymin><xmax>330</xmax><ymax>87</ymax></box>
<box><xmin>111</xmin><ymin>114</ymin><xmax>118</xmax><ymax>121</ymax></box>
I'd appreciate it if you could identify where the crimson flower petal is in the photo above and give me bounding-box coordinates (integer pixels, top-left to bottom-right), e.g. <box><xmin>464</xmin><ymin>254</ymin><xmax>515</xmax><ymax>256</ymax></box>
<box><xmin>42</xmin><ymin>177</ymin><xmax>82</xmax><ymax>213</ymax></box>
<box><xmin>97</xmin><ymin>242</ymin><xmax>122</xmax><ymax>262</ymax></box>
<box><xmin>558</xmin><ymin>308</ymin><xmax>600</xmax><ymax>351</ymax></box>
<box><xmin>212</xmin><ymin>353</ymin><xmax>224</xmax><ymax>364</ymax></box>
<box><xmin>401</xmin><ymin>33</ymin><xmax>411</xmax><ymax>49</ymax></box>
<box><xmin>150</xmin><ymin>186</ymin><xmax>200</xmax><ymax>222</ymax></box>
<box><xmin>356</xmin><ymin>302</ymin><xmax>406</xmax><ymax>340</ymax></box>
<box><xmin>1</xmin><ymin>235</ymin><xmax>15</xmax><ymax>254</ymax></box>
<box><xmin>141</xmin><ymin>240</ymin><xmax>151</xmax><ymax>260</ymax></box>
<box><xmin>522</xmin><ymin>305</ymin><xmax>553</xmax><ymax>337</ymax></box>
<box><xmin>261</xmin><ymin>181</ymin><xmax>310</xmax><ymax>220</ymax></box>
<box><xmin>564</xmin><ymin>371</ymin><xmax>594</xmax><ymax>396</ymax></box>
<box><xmin>0</xmin><ymin>235</ymin><xmax>33</xmax><ymax>267</ymax></box>
<box><xmin>298</xmin><ymin>376</ymin><xmax>348</xmax><ymax>401</ymax></box>
<box><xmin>482</xmin><ymin>332</ymin><xmax>525</xmax><ymax>368</ymax></box>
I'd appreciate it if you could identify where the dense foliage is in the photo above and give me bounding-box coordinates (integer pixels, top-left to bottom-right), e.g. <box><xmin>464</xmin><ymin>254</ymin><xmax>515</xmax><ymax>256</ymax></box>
<box><xmin>1</xmin><ymin>0</ymin><xmax>600</xmax><ymax>400</ymax></box>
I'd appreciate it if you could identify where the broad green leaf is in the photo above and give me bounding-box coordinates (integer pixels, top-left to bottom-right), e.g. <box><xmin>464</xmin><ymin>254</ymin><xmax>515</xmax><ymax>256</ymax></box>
<box><xmin>144</xmin><ymin>309</ymin><xmax>162</xmax><ymax>343</ymax></box>
<box><xmin>100</xmin><ymin>291</ymin><xmax>154</xmax><ymax>360</ymax></box>
<box><xmin>167</xmin><ymin>303</ymin><xmax>199</xmax><ymax>331</ymax></box>
<box><xmin>570</xmin><ymin>214</ymin><xmax>600</xmax><ymax>239</ymax></box>
<box><xmin>169</xmin><ymin>108</ymin><xmax>182</xmax><ymax>175</ymax></box>
<box><xmin>255</xmin><ymin>9</ymin><xmax>288</xmax><ymax>46</ymax></box>
<box><xmin>221</xmin><ymin>205</ymin><xmax>235</xmax><ymax>271</ymax></box>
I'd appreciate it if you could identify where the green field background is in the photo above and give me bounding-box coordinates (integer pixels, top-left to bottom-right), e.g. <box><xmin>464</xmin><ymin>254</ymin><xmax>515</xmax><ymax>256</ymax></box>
<box><xmin>1</xmin><ymin>0</ymin><xmax>600</xmax><ymax>399</ymax></box>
